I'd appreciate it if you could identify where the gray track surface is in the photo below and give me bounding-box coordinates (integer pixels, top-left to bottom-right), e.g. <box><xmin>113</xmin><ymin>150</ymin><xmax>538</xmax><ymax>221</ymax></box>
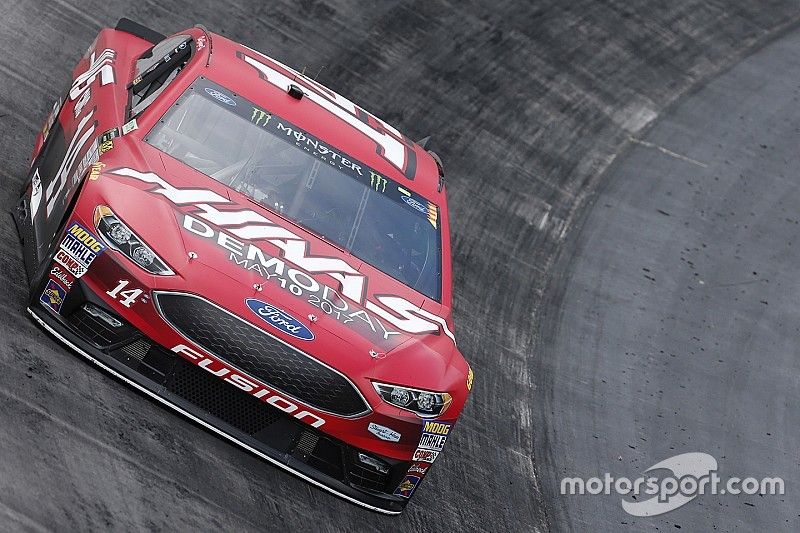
<box><xmin>535</xmin><ymin>26</ymin><xmax>800</xmax><ymax>530</ymax></box>
<box><xmin>0</xmin><ymin>1</ymin><xmax>799</xmax><ymax>531</ymax></box>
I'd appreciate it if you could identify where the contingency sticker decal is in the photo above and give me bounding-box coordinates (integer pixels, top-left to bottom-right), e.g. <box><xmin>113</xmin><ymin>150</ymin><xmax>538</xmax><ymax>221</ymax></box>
<box><xmin>40</xmin><ymin>279</ymin><xmax>67</xmax><ymax>313</ymax></box>
<box><xmin>393</xmin><ymin>475</ymin><xmax>421</xmax><ymax>499</ymax></box>
<box><xmin>411</xmin><ymin>420</ymin><xmax>452</xmax><ymax>464</ymax></box>
<box><xmin>59</xmin><ymin>221</ymin><xmax>106</xmax><ymax>272</ymax></box>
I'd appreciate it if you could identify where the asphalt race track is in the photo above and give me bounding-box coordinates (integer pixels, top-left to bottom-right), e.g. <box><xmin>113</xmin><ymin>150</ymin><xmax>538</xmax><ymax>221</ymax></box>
<box><xmin>535</xmin><ymin>29</ymin><xmax>800</xmax><ymax>530</ymax></box>
<box><xmin>1</xmin><ymin>1</ymin><xmax>800</xmax><ymax>531</ymax></box>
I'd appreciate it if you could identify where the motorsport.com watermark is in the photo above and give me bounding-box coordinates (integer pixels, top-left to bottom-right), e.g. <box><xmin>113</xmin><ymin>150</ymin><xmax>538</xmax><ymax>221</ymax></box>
<box><xmin>560</xmin><ymin>452</ymin><xmax>784</xmax><ymax>516</ymax></box>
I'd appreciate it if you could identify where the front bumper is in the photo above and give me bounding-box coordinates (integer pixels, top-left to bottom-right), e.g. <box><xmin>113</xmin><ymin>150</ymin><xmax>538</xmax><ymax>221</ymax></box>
<box><xmin>27</xmin><ymin>288</ymin><xmax>411</xmax><ymax>514</ymax></box>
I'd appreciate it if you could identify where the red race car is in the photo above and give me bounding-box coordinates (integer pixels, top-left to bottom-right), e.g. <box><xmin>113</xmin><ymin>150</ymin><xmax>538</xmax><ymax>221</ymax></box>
<box><xmin>13</xmin><ymin>19</ymin><xmax>472</xmax><ymax>513</ymax></box>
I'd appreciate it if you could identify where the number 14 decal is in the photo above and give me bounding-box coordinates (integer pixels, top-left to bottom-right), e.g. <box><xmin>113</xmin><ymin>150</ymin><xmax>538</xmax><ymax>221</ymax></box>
<box><xmin>106</xmin><ymin>279</ymin><xmax>145</xmax><ymax>308</ymax></box>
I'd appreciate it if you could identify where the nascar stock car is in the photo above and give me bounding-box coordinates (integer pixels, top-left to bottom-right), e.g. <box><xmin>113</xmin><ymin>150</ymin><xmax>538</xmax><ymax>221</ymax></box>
<box><xmin>13</xmin><ymin>19</ymin><xmax>472</xmax><ymax>513</ymax></box>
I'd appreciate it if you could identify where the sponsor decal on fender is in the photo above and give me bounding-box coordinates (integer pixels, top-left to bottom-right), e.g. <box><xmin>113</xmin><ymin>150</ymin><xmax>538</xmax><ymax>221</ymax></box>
<box><xmin>49</xmin><ymin>264</ymin><xmax>74</xmax><ymax>290</ymax></box>
<box><xmin>393</xmin><ymin>475</ymin><xmax>421</xmax><ymax>499</ymax></box>
<box><xmin>99</xmin><ymin>127</ymin><xmax>119</xmax><ymax>144</ymax></box>
<box><xmin>408</xmin><ymin>463</ymin><xmax>429</xmax><ymax>476</ymax></box>
<box><xmin>122</xmin><ymin>119</ymin><xmax>138</xmax><ymax>135</ymax></box>
<box><xmin>59</xmin><ymin>222</ymin><xmax>105</xmax><ymax>270</ymax></box>
<box><xmin>172</xmin><ymin>344</ymin><xmax>325</xmax><ymax>428</ymax></box>
<box><xmin>422</xmin><ymin>420</ymin><xmax>452</xmax><ymax>435</ymax></box>
<box><xmin>54</xmin><ymin>248</ymin><xmax>88</xmax><ymax>278</ymax></box>
<box><xmin>418</xmin><ymin>420</ymin><xmax>451</xmax><ymax>452</ymax></box>
<box><xmin>394</xmin><ymin>461</ymin><xmax>429</xmax><ymax>498</ymax></box>
<box><xmin>245</xmin><ymin>298</ymin><xmax>314</xmax><ymax>341</ymax></box>
<box><xmin>412</xmin><ymin>448</ymin><xmax>439</xmax><ymax>463</ymax></box>
<box><xmin>412</xmin><ymin>420</ymin><xmax>452</xmax><ymax>464</ymax></box>
<box><xmin>40</xmin><ymin>279</ymin><xmax>67</xmax><ymax>313</ymax></box>
<box><xmin>88</xmin><ymin>161</ymin><xmax>105</xmax><ymax>181</ymax></box>
<box><xmin>99</xmin><ymin>139</ymin><xmax>113</xmax><ymax>154</ymax></box>
<box><xmin>367</xmin><ymin>422</ymin><xmax>401</xmax><ymax>442</ymax></box>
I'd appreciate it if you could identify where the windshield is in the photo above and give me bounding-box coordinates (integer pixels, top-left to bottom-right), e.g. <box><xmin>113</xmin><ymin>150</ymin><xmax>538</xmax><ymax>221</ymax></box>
<box><xmin>146</xmin><ymin>78</ymin><xmax>442</xmax><ymax>300</ymax></box>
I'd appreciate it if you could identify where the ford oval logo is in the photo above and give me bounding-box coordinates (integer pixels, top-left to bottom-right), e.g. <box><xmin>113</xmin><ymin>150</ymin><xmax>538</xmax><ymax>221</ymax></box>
<box><xmin>402</xmin><ymin>195</ymin><xmax>428</xmax><ymax>214</ymax></box>
<box><xmin>245</xmin><ymin>298</ymin><xmax>314</xmax><ymax>341</ymax></box>
<box><xmin>205</xmin><ymin>87</ymin><xmax>236</xmax><ymax>106</ymax></box>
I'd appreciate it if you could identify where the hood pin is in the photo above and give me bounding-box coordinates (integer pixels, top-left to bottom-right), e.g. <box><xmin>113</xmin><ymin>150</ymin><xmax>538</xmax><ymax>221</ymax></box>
<box><xmin>253</xmin><ymin>283</ymin><xmax>263</xmax><ymax>292</ymax></box>
<box><xmin>188</xmin><ymin>251</ymin><xmax>198</xmax><ymax>260</ymax></box>
<box><xmin>308</xmin><ymin>314</ymin><xmax>318</xmax><ymax>323</ymax></box>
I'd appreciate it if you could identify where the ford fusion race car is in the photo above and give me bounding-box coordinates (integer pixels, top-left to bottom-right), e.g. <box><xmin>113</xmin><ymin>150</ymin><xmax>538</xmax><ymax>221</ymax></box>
<box><xmin>13</xmin><ymin>19</ymin><xmax>472</xmax><ymax>513</ymax></box>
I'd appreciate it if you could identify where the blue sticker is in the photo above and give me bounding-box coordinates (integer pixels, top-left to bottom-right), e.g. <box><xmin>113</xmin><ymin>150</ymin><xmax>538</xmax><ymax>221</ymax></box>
<box><xmin>40</xmin><ymin>279</ymin><xmax>67</xmax><ymax>313</ymax></box>
<box><xmin>401</xmin><ymin>195</ymin><xmax>428</xmax><ymax>214</ymax></box>
<box><xmin>246</xmin><ymin>298</ymin><xmax>315</xmax><ymax>341</ymax></box>
<box><xmin>393</xmin><ymin>475</ymin><xmax>421</xmax><ymax>498</ymax></box>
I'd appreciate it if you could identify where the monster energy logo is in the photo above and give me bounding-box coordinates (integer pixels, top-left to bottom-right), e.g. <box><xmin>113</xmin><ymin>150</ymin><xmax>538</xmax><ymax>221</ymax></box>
<box><xmin>251</xmin><ymin>107</ymin><xmax>271</xmax><ymax>127</ymax></box>
<box><xmin>370</xmin><ymin>170</ymin><xmax>387</xmax><ymax>192</ymax></box>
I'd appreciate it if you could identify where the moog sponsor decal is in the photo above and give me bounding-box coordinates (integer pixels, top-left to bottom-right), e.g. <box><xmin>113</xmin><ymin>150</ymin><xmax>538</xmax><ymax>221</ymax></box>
<box><xmin>412</xmin><ymin>420</ymin><xmax>452</xmax><ymax>464</ymax></box>
<box><xmin>59</xmin><ymin>221</ymin><xmax>106</xmax><ymax>269</ymax></box>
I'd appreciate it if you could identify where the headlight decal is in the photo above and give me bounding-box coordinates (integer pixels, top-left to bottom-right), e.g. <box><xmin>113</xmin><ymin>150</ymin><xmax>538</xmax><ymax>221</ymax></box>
<box><xmin>94</xmin><ymin>205</ymin><xmax>174</xmax><ymax>275</ymax></box>
<box><xmin>372</xmin><ymin>382</ymin><xmax>452</xmax><ymax>418</ymax></box>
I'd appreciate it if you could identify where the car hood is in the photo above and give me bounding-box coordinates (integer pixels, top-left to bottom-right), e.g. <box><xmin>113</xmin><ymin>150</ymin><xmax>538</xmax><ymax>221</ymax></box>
<box><xmin>90</xmin><ymin>146</ymin><xmax>458</xmax><ymax>391</ymax></box>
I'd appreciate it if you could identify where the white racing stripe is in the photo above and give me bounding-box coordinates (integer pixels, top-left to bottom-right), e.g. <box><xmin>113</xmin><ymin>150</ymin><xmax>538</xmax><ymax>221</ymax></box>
<box><xmin>27</xmin><ymin>307</ymin><xmax>401</xmax><ymax>515</ymax></box>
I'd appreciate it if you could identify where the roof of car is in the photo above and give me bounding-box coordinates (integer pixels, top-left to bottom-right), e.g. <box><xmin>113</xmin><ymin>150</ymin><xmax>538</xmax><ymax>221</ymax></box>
<box><xmin>202</xmin><ymin>32</ymin><xmax>445</xmax><ymax>202</ymax></box>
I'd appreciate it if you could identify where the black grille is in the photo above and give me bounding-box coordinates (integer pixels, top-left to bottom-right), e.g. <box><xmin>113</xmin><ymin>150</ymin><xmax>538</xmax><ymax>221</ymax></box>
<box><xmin>167</xmin><ymin>355</ymin><xmax>282</xmax><ymax>435</ymax></box>
<box><xmin>347</xmin><ymin>450</ymin><xmax>393</xmax><ymax>491</ymax></box>
<box><xmin>164</xmin><ymin>357</ymin><xmax>398</xmax><ymax>492</ymax></box>
<box><xmin>51</xmin><ymin>287</ymin><xmax>406</xmax><ymax>498</ymax></box>
<box><xmin>67</xmin><ymin>303</ymin><xmax>136</xmax><ymax>348</ymax></box>
<box><xmin>299</xmin><ymin>432</ymin><xmax>345</xmax><ymax>480</ymax></box>
<box><xmin>155</xmin><ymin>293</ymin><xmax>369</xmax><ymax>417</ymax></box>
